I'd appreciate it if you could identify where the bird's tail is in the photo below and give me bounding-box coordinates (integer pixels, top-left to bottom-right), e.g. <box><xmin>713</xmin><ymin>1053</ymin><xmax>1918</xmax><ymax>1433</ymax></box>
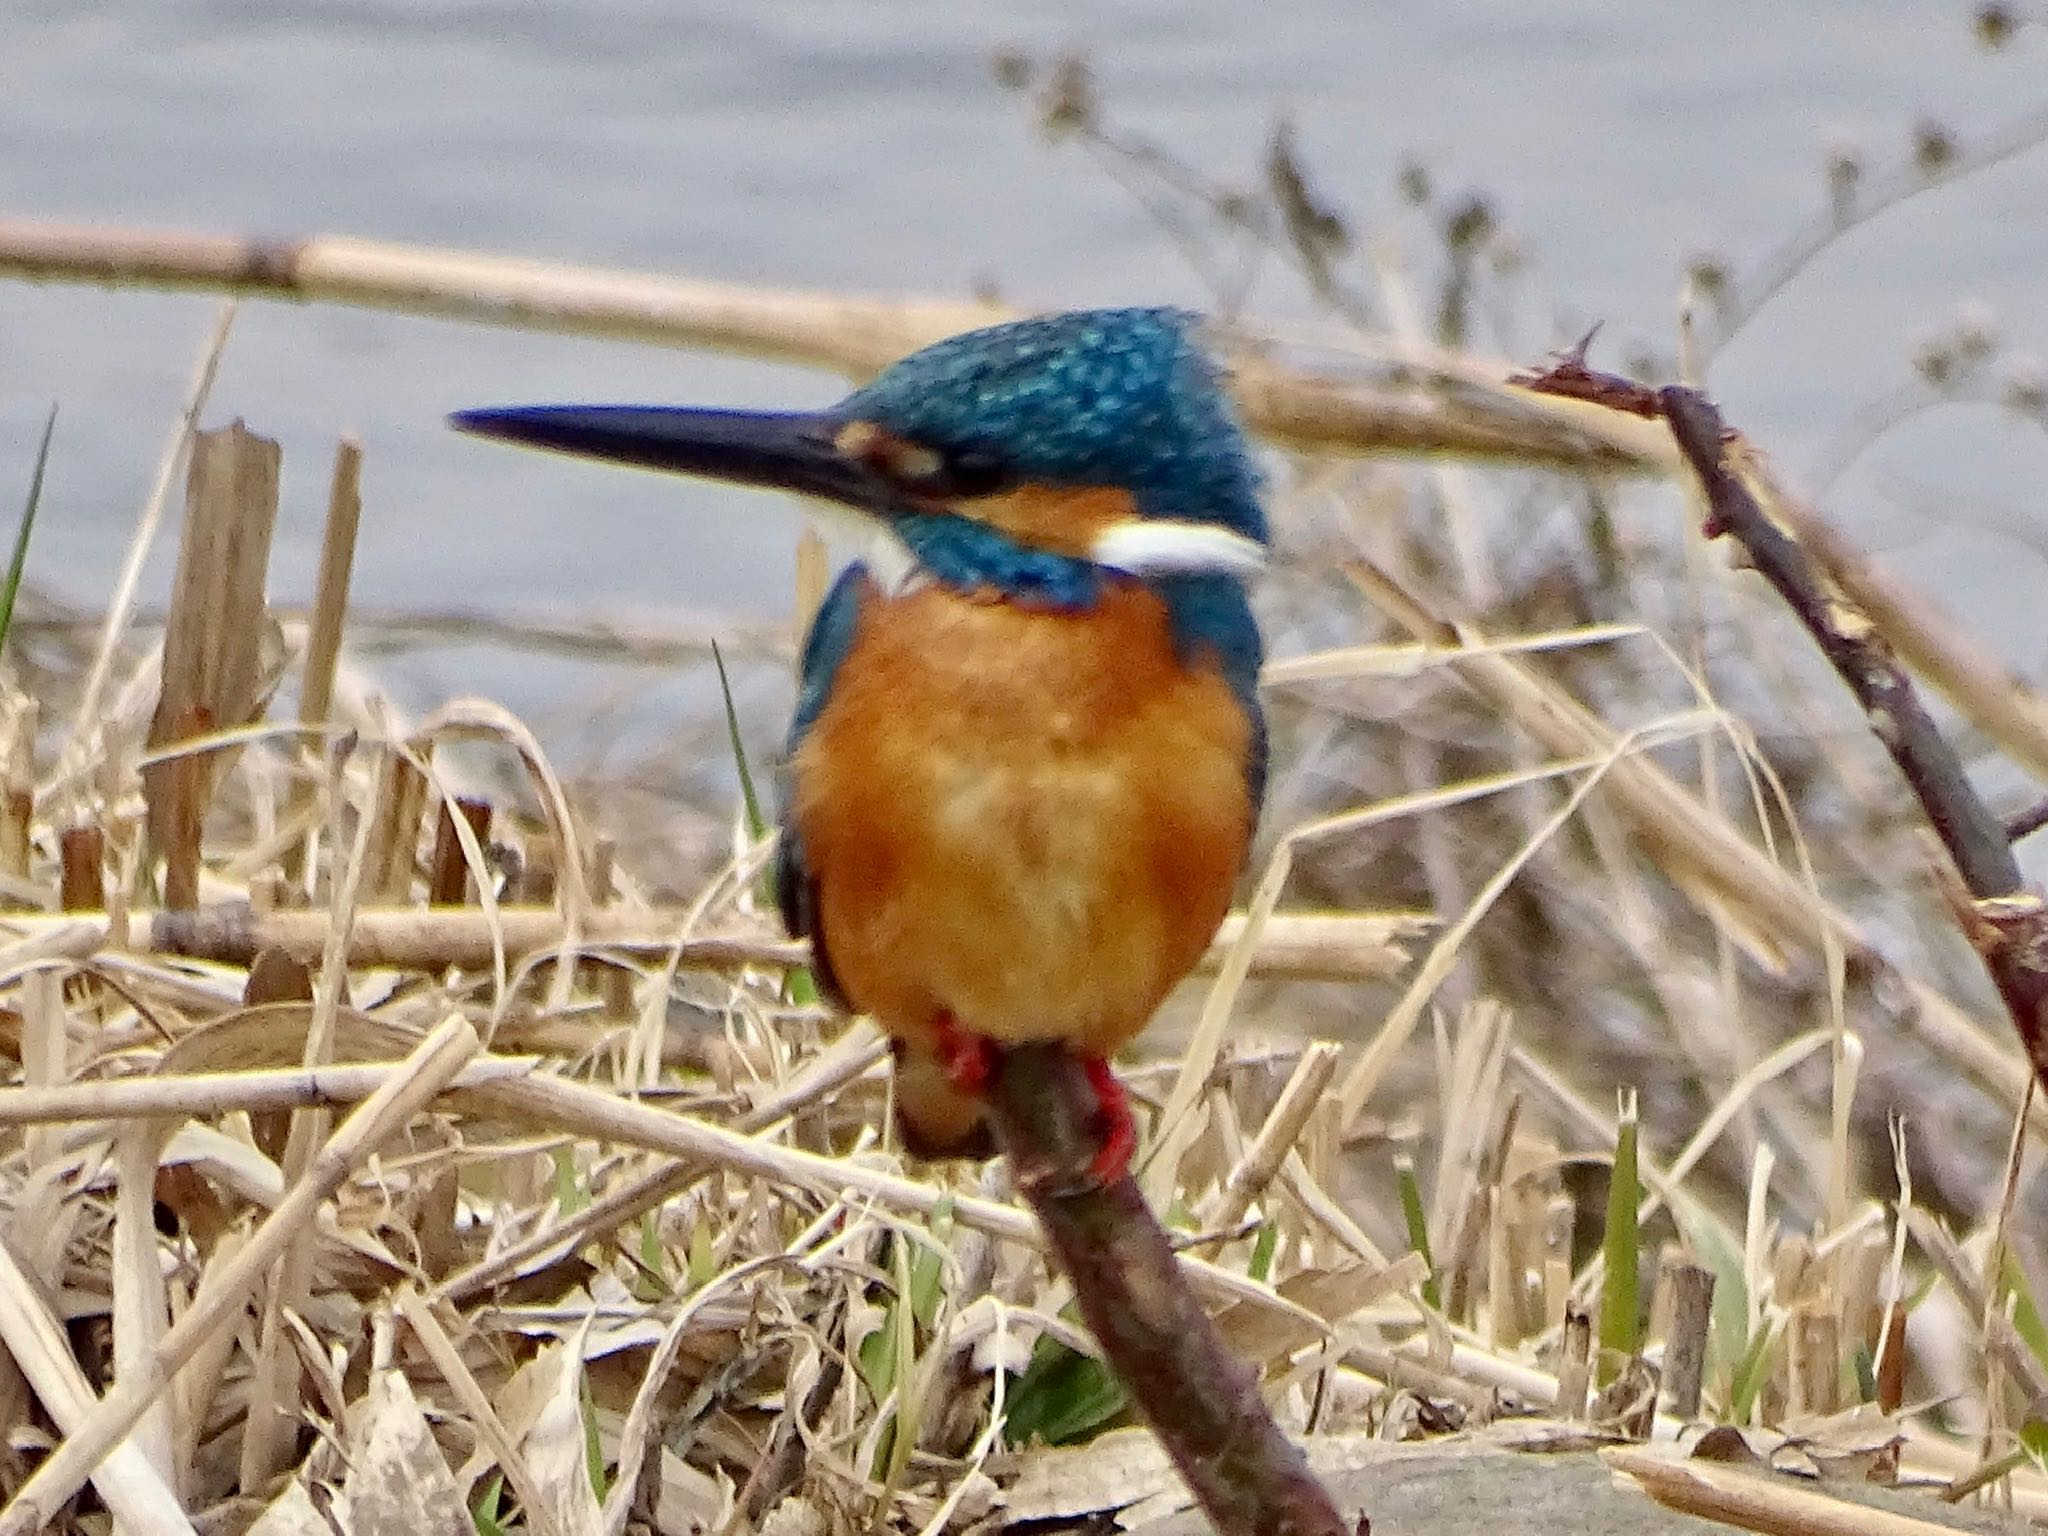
<box><xmin>890</xmin><ymin>1040</ymin><xmax>997</xmax><ymax>1162</ymax></box>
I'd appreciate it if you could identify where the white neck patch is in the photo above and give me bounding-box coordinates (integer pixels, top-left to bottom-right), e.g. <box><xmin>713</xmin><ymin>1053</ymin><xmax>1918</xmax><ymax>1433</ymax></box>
<box><xmin>1090</xmin><ymin>520</ymin><xmax>1269</xmax><ymax>578</ymax></box>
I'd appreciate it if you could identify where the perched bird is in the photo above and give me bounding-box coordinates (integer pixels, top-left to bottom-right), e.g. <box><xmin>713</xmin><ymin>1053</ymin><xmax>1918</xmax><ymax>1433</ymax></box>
<box><xmin>452</xmin><ymin>308</ymin><xmax>1267</xmax><ymax>1183</ymax></box>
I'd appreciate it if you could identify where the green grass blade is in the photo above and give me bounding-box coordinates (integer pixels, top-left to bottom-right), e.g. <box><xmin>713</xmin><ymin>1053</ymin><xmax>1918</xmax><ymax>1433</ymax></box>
<box><xmin>1597</xmin><ymin>1090</ymin><xmax>1641</xmax><ymax>1385</ymax></box>
<box><xmin>1394</xmin><ymin>1153</ymin><xmax>1441</xmax><ymax>1311</ymax></box>
<box><xmin>0</xmin><ymin>406</ymin><xmax>56</xmax><ymax>658</ymax></box>
<box><xmin>710</xmin><ymin>637</ymin><xmax>820</xmax><ymax>1005</ymax></box>
<box><xmin>711</xmin><ymin>640</ymin><xmax>767</xmax><ymax>840</ymax></box>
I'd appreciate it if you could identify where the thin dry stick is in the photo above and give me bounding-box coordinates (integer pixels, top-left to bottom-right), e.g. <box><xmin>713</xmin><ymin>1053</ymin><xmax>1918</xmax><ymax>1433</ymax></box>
<box><xmin>450</xmin><ymin>1061</ymin><xmax>1321</xmax><ymax>1321</ymax></box>
<box><xmin>0</xmin><ymin>1015</ymin><xmax>482</xmax><ymax>1536</ymax></box>
<box><xmin>988</xmin><ymin>1044</ymin><xmax>1353</xmax><ymax>1536</ymax></box>
<box><xmin>1197</xmin><ymin>1040</ymin><xmax>1341</xmax><ymax>1237</ymax></box>
<box><xmin>0</xmin><ymin>217</ymin><xmax>1667</xmax><ymax>472</ymax></box>
<box><xmin>433</xmin><ymin>1025</ymin><xmax>890</xmax><ymax>1304</ymax></box>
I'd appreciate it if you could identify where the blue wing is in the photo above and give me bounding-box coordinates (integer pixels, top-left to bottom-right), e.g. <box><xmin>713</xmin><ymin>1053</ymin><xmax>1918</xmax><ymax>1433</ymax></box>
<box><xmin>775</xmin><ymin>561</ymin><xmax>875</xmax><ymax>1008</ymax></box>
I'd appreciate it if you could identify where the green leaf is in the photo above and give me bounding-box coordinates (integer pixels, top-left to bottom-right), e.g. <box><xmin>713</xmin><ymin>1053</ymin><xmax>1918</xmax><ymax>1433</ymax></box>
<box><xmin>2020</xmin><ymin>1416</ymin><xmax>2048</xmax><ymax>1470</ymax></box>
<box><xmin>711</xmin><ymin>636</ymin><xmax>819</xmax><ymax>1007</ymax></box>
<box><xmin>686</xmin><ymin>1211</ymin><xmax>717</xmax><ymax>1293</ymax></box>
<box><xmin>909</xmin><ymin>1198</ymin><xmax>954</xmax><ymax>1329</ymax></box>
<box><xmin>1729</xmin><ymin>1318</ymin><xmax>1778</xmax><ymax>1423</ymax></box>
<box><xmin>0</xmin><ymin>406</ymin><xmax>54</xmax><ymax>658</ymax></box>
<box><xmin>471</xmin><ymin>1472</ymin><xmax>506</xmax><ymax>1536</ymax></box>
<box><xmin>550</xmin><ymin>1145</ymin><xmax>588</xmax><ymax>1216</ymax></box>
<box><xmin>1597</xmin><ymin>1094</ymin><xmax>1641</xmax><ymax>1385</ymax></box>
<box><xmin>2002</xmin><ymin>1250</ymin><xmax>2048</xmax><ymax>1373</ymax></box>
<box><xmin>1006</xmin><ymin>1331</ymin><xmax>1128</xmax><ymax>1445</ymax></box>
<box><xmin>1249</xmin><ymin>1219</ymin><xmax>1280</xmax><ymax>1284</ymax></box>
<box><xmin>580</xmin><ymin>1373</ymin><xmax>610</xmax><ymax>1501</ymax></box>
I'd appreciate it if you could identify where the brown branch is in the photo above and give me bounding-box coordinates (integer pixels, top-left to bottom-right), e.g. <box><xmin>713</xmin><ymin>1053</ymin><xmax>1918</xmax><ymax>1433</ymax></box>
<box><xmin>986</xmin><ymin>1044</ymin><xmax>1355</xmax><ymax>1536</ymax></box>
<box><xmin>1516</xmin><ymin>350</ymin><xmax>2048</xmax><ymax>1086</ymax></box>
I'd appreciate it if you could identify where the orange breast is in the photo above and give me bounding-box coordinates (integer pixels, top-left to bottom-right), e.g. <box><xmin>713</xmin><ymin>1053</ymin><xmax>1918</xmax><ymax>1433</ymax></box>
<box><xmin>790</xmin><ymin>580</ymin><xmax>1255</xmax><ymax>1058</ymax></box>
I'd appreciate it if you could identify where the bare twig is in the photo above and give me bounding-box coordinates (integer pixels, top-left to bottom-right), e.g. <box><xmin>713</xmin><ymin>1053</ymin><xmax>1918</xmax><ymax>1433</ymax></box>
<box><xmin>1517</xmin><ymin>352</ymin><xmax>2048</xmax><ymax>1087</ymax></box>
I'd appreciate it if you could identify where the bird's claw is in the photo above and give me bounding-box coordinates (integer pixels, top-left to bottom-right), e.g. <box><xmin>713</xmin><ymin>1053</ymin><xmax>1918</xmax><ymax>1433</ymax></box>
<box><xmin>1082</xmin><ymin>1056</ymin><xmax>1136</xmax><ymax>1186</ymax></box>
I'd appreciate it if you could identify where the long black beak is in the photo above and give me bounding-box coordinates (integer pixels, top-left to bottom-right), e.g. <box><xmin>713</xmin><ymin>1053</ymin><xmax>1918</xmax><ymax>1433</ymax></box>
<box><xmin>448</xmin><ymin>404</ymin><xmax>889</xmax><ymax>510</ymax></box>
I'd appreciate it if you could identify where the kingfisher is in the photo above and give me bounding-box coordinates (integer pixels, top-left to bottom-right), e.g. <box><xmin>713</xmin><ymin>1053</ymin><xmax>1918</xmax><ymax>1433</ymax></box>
<box><xmin>452</xmin><ymin>308</ymin><xmax>1268</xmax><ymax>1184</ymax></box>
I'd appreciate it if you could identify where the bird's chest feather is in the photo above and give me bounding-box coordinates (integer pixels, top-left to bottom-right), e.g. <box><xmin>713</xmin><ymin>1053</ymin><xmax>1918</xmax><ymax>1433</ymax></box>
<box><xmin>789</xmin><ymin>581</ymin><xmax>1256</xmax><ymax>1048</ymax></box>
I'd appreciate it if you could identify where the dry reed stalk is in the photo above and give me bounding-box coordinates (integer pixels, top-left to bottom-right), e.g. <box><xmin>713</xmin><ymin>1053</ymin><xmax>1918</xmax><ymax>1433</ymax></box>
<box><xmin>0</xmin><ymin>1237</ymin><xmax>195</xmax><ymax>1532</ymax></box>
<box><xmin>1607</xmin><ymin>1447</ymin><xmax>1974</xmax><ymax>1536</ymax></box>
<box><xmin>0</xmin><ymin>1055</ymin><xmax>538</xmax><ymax>1124</ymax></box>
<box><xmin>0</xmin><ymin>708</ymin><xmax>30</xmax><ymax>883</ymax></box>
<box><xmin>1905</xmin><ymin>1209</ymin><xmax>2048</xmax><ymax>1403</ymax></box>
<box><xmin>433</xmin><ymin>1024</ymin><xmax>890</xmax><ymax>1304</ymax></box>
<box><xmin>391</xmin><ymin>1285</ymin><xmax>565</xmax><ymax>1536</ymax></box>
<box><xmin>1346</xmin><ymin>559</ymin><xmax>2043</xmax><ymax>1134</ymax></box>
<box><xmin>284</xmin><ymin>438</ymin><xmax>363</xmax><ymax>883</ymax></box>
<box><xmin>143</xmin><ymin>421</ymin><xmax>282</xmax><ymax>907</ymax></box>
<box><xmin>0</xmin><ymin>218</ymin><xmax>1674</xmax><ymax>473</ymax></box>
<box><xmin>1773</xmin><ymin>475</ymin><xmax>2048</xmax><ymax>786</ymax></box>
<box><xmin>0</xmin><ymin>902</ymin><xmax>1418</xmax><ymax>983</ymax></box>
<box><xmin>0</xmin><ymin>1015</ymin><xmax>481</xmax><ymax>1535</ymax></box>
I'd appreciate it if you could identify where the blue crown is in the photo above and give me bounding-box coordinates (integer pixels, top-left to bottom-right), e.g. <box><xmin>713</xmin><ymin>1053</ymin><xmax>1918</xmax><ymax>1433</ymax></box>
<box><xmin>846</xmin><ymin>308</ymin><xmax>1267</xmax><ymax>543</ymax></box>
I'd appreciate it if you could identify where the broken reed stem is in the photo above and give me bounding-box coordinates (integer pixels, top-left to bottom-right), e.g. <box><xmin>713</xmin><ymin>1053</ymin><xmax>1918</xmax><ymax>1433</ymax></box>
<box><xmin>144</xmin><ymin>421</ymin><xmax>283</xmax><ymax>907</ymax></box>
<box><xmin>1658</xmin><ymin>1260</ymin><xmax>1715</xmax><ymax>1420</ymax></box>
<box><xmin>427</xmin><ymin>796</ymin><xmax>492</xmax><ymax>905</ymax></box>
<box><xmin>363</xmin><ymin>749</ymin><xmax>429</xmax><ymax>903</ymax></box>
<box><xmin>57</xmin><ymin>824</ymin><xmax>104</xmax><ymax>912</ymax></box>
<box><xmin>0</xmin><ymin>1016</ymin><xmax>482</xmax><ymax>1536</ymax></box>
<box><xmin>986</xmin><ymin>1044</ymin><xmax>1352</xmax><ymax>1536</ymax></box>
<box><xmin>0</xmin><ymin>217</ymin><xmax>1670</xmax><ymax>473</ymax></box>
<box><xmin>1516</xmin><ymin>355</ymin><xmax>2048</xmax><ymax>1091</ymax></box>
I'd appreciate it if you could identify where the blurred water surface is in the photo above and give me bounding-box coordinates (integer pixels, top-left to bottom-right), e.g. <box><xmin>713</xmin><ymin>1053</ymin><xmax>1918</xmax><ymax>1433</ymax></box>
<box><xmin>1</xmin><ymin>1</ymin><xmax>2045</xmax><ymax>717</ymax></box>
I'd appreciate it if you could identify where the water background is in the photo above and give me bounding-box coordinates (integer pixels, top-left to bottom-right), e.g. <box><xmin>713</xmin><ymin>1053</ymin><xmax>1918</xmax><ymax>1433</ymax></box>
<box><xmin>3</xmin><ymin>1</ymin><xmax>2046</xmax><ymax>721</ymax></box>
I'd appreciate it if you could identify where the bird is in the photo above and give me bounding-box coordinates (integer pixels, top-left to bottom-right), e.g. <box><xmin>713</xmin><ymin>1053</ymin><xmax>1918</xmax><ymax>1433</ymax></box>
<box><xmin>451</xmin><ymin>308</ymin><xmax>1268</xmax><ymax>1185</ymax></box>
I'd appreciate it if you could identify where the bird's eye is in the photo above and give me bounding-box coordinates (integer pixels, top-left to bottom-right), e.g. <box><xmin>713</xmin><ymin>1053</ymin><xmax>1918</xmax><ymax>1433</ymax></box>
<box><xmin>939</xmin><ymin>449</ymin><xmax>1009</xmax><ymax>499</ymax></box>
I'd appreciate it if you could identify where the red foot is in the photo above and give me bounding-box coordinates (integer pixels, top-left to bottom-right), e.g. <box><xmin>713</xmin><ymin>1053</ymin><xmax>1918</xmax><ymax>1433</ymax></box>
<box><xmin>1083</xmin><ymin>1056</ymin><xmax>1137</xmax><ymax>1186</ymax></box>
<box><xmin>934</xmin><ymin>1011</ymin><xmax>996</xmax><ymax>1096</ymax></box>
